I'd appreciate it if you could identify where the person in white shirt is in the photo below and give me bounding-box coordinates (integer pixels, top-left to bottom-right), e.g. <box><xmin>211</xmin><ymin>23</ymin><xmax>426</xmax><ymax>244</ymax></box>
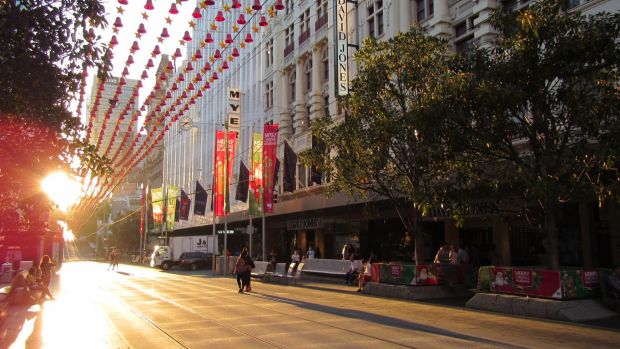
<box><xmin>357</xmin><ymin>259</ymin><xmax>372</xmax><ymax>292</ymax></box>
<box><xmin>307</xmin><ymin>246</ymin><xmax>315</xmax><ymax>260</ymax></box>
<box><xmin>345</xmin><ymin>255</ymin><xmax>357</xmax><ymax>285</ymax></box>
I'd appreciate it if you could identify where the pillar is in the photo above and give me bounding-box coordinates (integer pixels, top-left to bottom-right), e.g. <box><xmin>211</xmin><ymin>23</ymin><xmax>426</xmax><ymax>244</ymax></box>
<box><xmin>310</xmin><ymin>45</ymin><xmax>324</xmax><ymax>119</ymax></box>
<box><xmin>399</xmin><ymin>0</ymin><xmax>412</xmax><ymax>33</ymax></box>
<box><xmin>428</xmin><ymin>0</ymin><xmax>452</xmax><ymax>40</ymax></box>
<box><xmin>492</xmin><ymin>217</ymin><xmax>511</xmax><ymax>266</ymax></box>
<box><xmin>294</xmin><ymin>58</ymin><xmax>308</xmax><ymax>133</ymax></box>
<box><xmin>277</xmin><ymin>68</ymin><xmax>292</xmax><ymax>140</ymax></box>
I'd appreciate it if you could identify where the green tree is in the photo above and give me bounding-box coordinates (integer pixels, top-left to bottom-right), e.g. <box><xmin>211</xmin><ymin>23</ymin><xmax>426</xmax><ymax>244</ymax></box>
<box><xmin>109</xmin><ymin>210</ymin><xmax>141</xmax><ymax>253</ymax></box>
<box><xmin>303</xmin><ymin>29</ymin><xmax>473</xmax><ymax>264</ymax></box>
<box><xmin>0</xmin><ymin>0</ymin><xmax>110</xmax><ymax>233</ymax></box>
<box><xmin>457</xmin><ymin>0</ymin><xmax>620</xmax><ymax>269</ymax></box>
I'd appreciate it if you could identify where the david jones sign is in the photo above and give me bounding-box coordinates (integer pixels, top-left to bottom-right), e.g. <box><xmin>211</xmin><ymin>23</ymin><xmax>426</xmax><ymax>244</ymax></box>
<box><xmin>334</xmin><ymin>0</ymin><xmax>349</xmax><ymax>96</ymax></box>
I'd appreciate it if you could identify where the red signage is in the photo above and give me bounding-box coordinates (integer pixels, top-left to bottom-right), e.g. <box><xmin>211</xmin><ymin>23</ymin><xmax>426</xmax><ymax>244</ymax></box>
<box><xmin>583</xmin><ymin>270</ymin><xmax>599</xmax><ymax>288</ymax></box>
<box><xmin>262</xmin><ymin>124</ymin><xmax>278</xmax><ymax>213</ymax></box>
<box><xmin>390</xmin><ymin>264</ymin><xmax>401</xmax><ymax>278</ymax></box>
<box><xmin>214</xmin><ymin>130</ymin><xmax>226</xmax><ymax>216</ymax></box>
<box><xmin>513</xmin><ymin>269</ymin><xmax>533</xmax><ymax>287</ymax></box>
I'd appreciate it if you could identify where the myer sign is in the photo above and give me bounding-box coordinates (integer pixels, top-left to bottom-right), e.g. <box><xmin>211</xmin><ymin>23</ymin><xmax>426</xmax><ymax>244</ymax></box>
<box><xmin>228</xmin><ymin>88</ymin><xmax>240</xmax><ymax>131</ymax></box>
<box><xmin>334</xmin><ymin>0</ymin><xmax>349</xmax><ymax>96</ymax></box>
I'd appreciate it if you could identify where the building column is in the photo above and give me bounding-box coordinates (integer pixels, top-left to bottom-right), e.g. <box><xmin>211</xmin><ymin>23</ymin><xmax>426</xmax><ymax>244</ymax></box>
<box><xmin>428</xmin><ymin>0</ymin><xmax>452</xmax><ymax>40</ymax></box>
<box><xmin>277</xmin><ymin>68</ymin><xmax>292</xmax><ymax>140</ymax></box>
<box><xmin>310</xmin><ymin>45</ymin><xmax>324</xmax><ymax>119</ymax></box>
<box><xmin>492</xmin><ymin>217</ymin><xmax>511</xmax><ymax>266</ymax></box>
<box><xmin>444</xmin><ymin>219</ymin><xmax>459</xmax><ymax>246</ymax></box>
<box><xmin>473</xmin><ymin>0</ymin><xmax>499</xmax><ymax>47</ymax></box>
<box><xmin>294</xmin><ymin>59</ymin><xmax>308</xmax><ymax>133</ymax></box>
<box><xmin>399</xmin><ymin>0</ymin><xmax>412</xmax><ymax>33</ymax></box>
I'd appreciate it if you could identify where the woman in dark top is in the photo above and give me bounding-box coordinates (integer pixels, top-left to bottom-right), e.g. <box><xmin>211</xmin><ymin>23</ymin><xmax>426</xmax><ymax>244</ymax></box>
<box><xmin>38</xmin><ymin>255</ymin><xmax>54</xmax><ymax>301</ymax></box>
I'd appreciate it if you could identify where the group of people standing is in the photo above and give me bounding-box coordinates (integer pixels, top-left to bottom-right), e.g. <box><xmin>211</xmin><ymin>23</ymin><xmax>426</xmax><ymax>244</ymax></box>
<box><xmin>233</xmin><ymin>247</ymin><xmax>255</xmax><ymax>293</ymax></box>
<box><xmin>5</xmin><ymin>255</ymin><xmax>55</xmax><ymax>304</ymax></box>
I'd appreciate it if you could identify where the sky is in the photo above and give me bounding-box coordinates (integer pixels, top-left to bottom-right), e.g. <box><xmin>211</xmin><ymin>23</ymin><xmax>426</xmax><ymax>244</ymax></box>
<box><xmin>80</xmin><ymin>0</ymin><xmax>195</xmax><ymax>125</ymax></box>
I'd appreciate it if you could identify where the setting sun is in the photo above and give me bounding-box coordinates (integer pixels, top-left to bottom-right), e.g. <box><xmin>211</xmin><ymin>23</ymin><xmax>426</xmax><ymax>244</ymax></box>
<box><xmin>41</xmin><ymin>171</ymin><xmax>82</xmax><ymax>212</ymax></box>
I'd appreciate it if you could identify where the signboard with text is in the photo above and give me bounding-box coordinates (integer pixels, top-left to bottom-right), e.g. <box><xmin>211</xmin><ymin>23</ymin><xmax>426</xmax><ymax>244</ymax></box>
<box><xmin>334</xmin><ymin>0</ymin><xmax>349</xmax><ymax>96</ymax></box>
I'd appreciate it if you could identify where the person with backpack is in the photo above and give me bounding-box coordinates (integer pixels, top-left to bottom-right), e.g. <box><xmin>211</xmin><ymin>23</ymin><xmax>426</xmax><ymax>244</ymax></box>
<box><xmin>243</xmin><ymin>249</ymin><xmax>255</xmax><ymax>292</ymax></box>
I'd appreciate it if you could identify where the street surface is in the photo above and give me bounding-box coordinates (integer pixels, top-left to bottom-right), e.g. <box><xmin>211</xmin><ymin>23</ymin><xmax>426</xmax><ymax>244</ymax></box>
<box><xmin>1</xmin><ymin>261</ymin><xmax>619</xmax><ymax>348</ymax></box>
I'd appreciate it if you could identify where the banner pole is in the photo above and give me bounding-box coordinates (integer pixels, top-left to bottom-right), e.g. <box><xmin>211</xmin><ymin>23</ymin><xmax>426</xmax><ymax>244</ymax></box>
<box><xmin>249</xmin><ymin>215</ymin><xmax>253</xmax><ymax>259</ymax></box>
<box><xmin>262</xmin><ymin>212</ymin><xmax>266</xmax><ymax>262</ymax></box>
<box><xmin>212</xmin><ymin>194</ymin><xmax>216</xmax><ymax>274</ymax></box>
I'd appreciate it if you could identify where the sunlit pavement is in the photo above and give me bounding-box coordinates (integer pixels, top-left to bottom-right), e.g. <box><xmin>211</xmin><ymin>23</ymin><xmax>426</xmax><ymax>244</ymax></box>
<box><xmin>2</xmin><ymin>261</ymin><xmax>619</xmax><ymax>349</ymax></box>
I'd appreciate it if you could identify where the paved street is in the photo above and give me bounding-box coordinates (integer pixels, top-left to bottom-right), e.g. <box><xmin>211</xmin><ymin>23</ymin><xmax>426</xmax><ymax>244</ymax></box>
<box><xmin>1</xmin><ymin>261</ymin><xmax>619</xmax><ymax>348</ymax></box>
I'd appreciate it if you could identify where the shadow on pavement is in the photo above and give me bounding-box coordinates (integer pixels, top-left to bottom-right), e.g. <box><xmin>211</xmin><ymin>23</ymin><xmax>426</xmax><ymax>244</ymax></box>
<box><xmin>0</xmin><ymin>303</ymin><xmax>41</xmax><ymax>347</ymax></box>
<box><xmin>249</xmin><ymin>292</ymin><xmax>526</xmax><ymax>348</ymax></box>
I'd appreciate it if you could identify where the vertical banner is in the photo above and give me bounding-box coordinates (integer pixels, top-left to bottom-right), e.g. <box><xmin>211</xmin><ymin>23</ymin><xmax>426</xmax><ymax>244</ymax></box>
<box><xmin>249</xmin><ymin>132</ymin><xmax>263</xmax><ymax>216</ymax></box>
<box><xmin>140</xmin><ymin>185</ymin><xmax>146</xmax><ymax>236</ymax></box>
<box><xmin>193</xmin><ymin>181</ymin><xmax>207</xmax><ymax>215</ymax></box>
<box><xmin>180</xmin><ymin>189</ymin><xmax>191</xmax><ymax>220</ymax></box>
<box><xmin>166</xmin><ymin>185</ymin><xmax>179</xmax><ymax>232</ymax></box>
<box><xmin>262</xmin><ymin>124</ymin><xmax>279</xmax><ymax>213</ymax></box>
<box><xmin>151</xmin><ymin>187</ymin><xmax>164</xmax><ymax>225</ymax></box>
<box><xmin>214</xmin><ymin>130</ymin><xmax>226</xmax><ymax>216</ymax></box>
<box><xmin>225</xmin><ymin>131</ymin><xmax>237</xmax><ymax>213</ymax></box>
<box><xmin>334</xmin><ymin>0</ymin><xmax>349</xmax><ymax>96</ymax></box>
<box><xmin>235</xmin><ymin>161</ymin><xmax>249</xmax><ymax>203</ymax></box>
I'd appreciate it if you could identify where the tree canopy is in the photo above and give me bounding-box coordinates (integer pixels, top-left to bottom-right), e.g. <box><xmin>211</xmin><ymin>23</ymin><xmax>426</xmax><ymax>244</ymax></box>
<box><xmin>0</xmin><ymin>0</ymin><xmax>110</xmax><ymax>233</ymax></box>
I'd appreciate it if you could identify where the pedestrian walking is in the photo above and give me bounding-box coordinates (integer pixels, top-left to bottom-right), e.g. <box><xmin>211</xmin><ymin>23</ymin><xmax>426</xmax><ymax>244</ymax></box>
<box><xmin>112</xmin><ymin>249</ymin><xmax>120</xmax><ymax>271</ymax></box>
<box><xmin>38</xmin><ymin>255</ymin><xmax>55</xmax><ymax>301</ymax></box>
<box><xmin>243</xmin><ymin>250</ymin><xmax>255</xmax><ymax>292</ymax></box>
<box><xmin>234</xmin><ymin>248</ymin><xmax>250</xmax><ymax>293</ymax></box>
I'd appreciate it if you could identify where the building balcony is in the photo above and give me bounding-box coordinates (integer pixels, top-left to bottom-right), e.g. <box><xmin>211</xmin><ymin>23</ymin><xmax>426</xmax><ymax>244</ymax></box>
<box><xmin>298</xmin><ymin>29</ymin><xmax>311</xmax><ymax>46</ymax></box>
<box><xmin>284</xmin><ymin>42</ymin><xmax>295</xmax><ymax>57</ymax></box>
<box><xmin>315</xmin><ymin>15</ymin><xmax>328</xmax><ymax>32</ymax></box>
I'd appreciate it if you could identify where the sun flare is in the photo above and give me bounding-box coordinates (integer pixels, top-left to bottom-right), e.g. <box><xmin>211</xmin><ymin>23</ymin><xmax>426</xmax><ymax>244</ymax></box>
<box><xmin>42</xmin><ymin>171</ymin><xmax>82</xmax><ymax>212</ymax></box>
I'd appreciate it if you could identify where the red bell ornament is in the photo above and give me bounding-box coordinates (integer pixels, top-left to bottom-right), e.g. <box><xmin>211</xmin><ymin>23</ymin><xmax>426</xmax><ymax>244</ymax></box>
<box><xmin>110</xmin><ymin>35</ymin><xmax>119</xmax><ymax>46</ymax></box>
<box><xmin>178</xmin><ymin>73</ymin><xmax>185</xmax><ymax>82</ymax></box>
<box><xmin>232</xmin><ymin>0</ymin><xmax>241</xmax><ymax>9</ymax></box>
<box><xmin>174</xmin><ymin>48</ymin><xmax>182</xmax><ymax>58</ymax></box>
<box><xmin>252</xmin><ymin>0</ymin><xmax>262</xmax><ymax>11</ymax></box>
<box><xmin>212</xmin><ymin>72</ymin><xmax>218</xmax><ymax>80</ymax></box>
<box><xmin>192</xmin><ymin>7</ymin><xmax>202</xmax><ymax>18</ymax></box>
<box><xmin>186</xmin><ymin>62</ymin><xmax>194</xmax><ymax>71</ymax></box>
<box><xmin>182</xmin><ymin>30</ymin><xmax>192</xmax><ymax>42</ymax></box>
<box><xmin>161</xmin><ymin>27</ymin><xmax>170</xmax><ymax>38</ymax></box>
<box><xmin>245</xmin><ymin>33</ymin><xmax>253</xmax><ymax>43</ymax></box>
<box><xmin>196</xmin><ymin>90</ymin><xmax>203</xmax><ymax>97</ymax></box>
<box><xmin>215</xmin><ymin>11</ymin><xmax>225</xmax><ymax>22</ymax></box>
<box><xmin>147</xmin><ymin>58</ymin><xmax>154</xmax><ymax>69</ymax></box>
<box><xmin>259</xmin><ymin>16</ymin><xmax>268</xmax><ymax>27</ymax></box>
<box><xmin>137</xmin><ymin>23</ymin><xmax>146</xmax><ymax>34</ymax></box>
<box><xmin>169</xmin><ymin>3</ymin><xmax>179</xmax><ymax>14</ymax></box>
<box><xmin>181</xmin><ymin>91</ymin><xmax>188</xmax><ymax>99</ymax></box>
<box><xmin>237</xmin><ymin>14</ymin><xmax>246</xmax><ymax>25</ymax></box>
<box><xmin>122</xmin><ymin>67</ymin><xmax>129</xmax><ymax>76</ymax></box>
<box><xmin>141</xmin><ymin>70</ymin><xmax>148</xmax><ymax>79</ymax></box>
<box><xmin>126</xmin><ymin>55</ymin><xmax>134</xmax><ymax>65</ymax></box>
<box><xmin>118</xmin><ymin>0</ymin><xmax>128</xmax><ymax>4</ymax></box>
<box><xmin>225</xmin><ymin>34</ymin><xmax>234</xmax><ymax>44</ymax></box>
<box><xmin>222</xmin><ymin>61</ymin><xmax>229</xmax><ymax>70</ymax></box>
<box><xmin>232</xmin><ymin>48</ymin><xmax>240</xmax><ymax>57</ymax></box>
<box><xmin>144</xmin><ymin>0</ymin><xmax>154</xmax><ymax>10</ymax></box>
<box><xmin>166</xmin><ymin>61</ymin><xmax>174</xmax><ymax>71</ymax></box>
<box><xmin>214</xmin><ymin>49</ymin><xmax>222</xmax><ymax>59</ymax></box>
<box><xmin>113</xmin><ymin>17</ymin><xmax>123</xmax><ymax>28</ymax></box>
<box><xmin>131</xmin><ymin>41</ymin><xmax>140</xmax><ymax>51</ymax></box>
<box><xmin>195</xmin><ymin>73</ymin><xmax>202</xmax><ymax>81</ymax></box>
<box><xmin>204</xmin><ymin>0</ymin><xmax>215</xmax><ymax>5</ymax></box>
<box><xmin>188</xmin><ymin>83</ymin><xmax>194</xmax><ymax>91</ymax></box>
<box><xmin>194</xmin><ymin>49</ymin><xmax>203</xmax><ymax>59</ymax></box>
<box><xmin>275</xmin><ymin>0</ymin><xmax>284</xmax><ymax>10</ymax></box>
<box><xmin>205</xmin><ymin>33</ymin><xmax>214</xmax><ymax>43</ymax></box>
<box><xmin>202</xmin><ymin>62</ymin><xmax>211</xmax><ymax>72</ymax></box>
<box><xmin>152</xmin><ymin>45</ymin><xmax>161</xmax><ymax>56</ymax></box>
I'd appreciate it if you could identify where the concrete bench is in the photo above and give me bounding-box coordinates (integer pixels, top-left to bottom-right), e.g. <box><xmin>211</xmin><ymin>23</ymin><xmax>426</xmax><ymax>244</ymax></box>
<box><xmin>264</xmin><ymin>262</ymin><xmax>304</xmax><ymax>285</ymax></box>
<box><xmin>251</xmin><ymin>261</ymin><xmax>270</xmax><ymax>278</ymax></box>
<box><xmin>273</xmin><ymin>262</ymin><xmax>287</xmax><ymax>276</ymax></box>
<box><xmin>302</xmin><ymin>258</ymin><xmax>361</xmax><ymax>277</ymax></box>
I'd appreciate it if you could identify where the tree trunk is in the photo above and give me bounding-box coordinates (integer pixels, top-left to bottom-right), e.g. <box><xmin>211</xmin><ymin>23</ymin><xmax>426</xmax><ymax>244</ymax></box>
<box><xmin>544</xmin><ymin>202</ymin><xmax>560</xmax><ymax>270</ymax></box>
<box><xmin>414</xmin><ymin>231</ymin><xmax>425</xmax><ymax>265</ymax></box>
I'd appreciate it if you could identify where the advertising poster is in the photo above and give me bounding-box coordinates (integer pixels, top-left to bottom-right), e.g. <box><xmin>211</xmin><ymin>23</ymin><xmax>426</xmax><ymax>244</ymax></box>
<box><xmin>249</xmin><ymin>132</ymin><xmax>263</xmax><ymax>216</ymax></box>
<box><xmin>262</xmin><ymin>124</ymin><xmax>279</xmax><ymax>213</ymax></box>
<box><xmin>214</xmin><ymin>130</ymin><xmax>226</xmax><ymax>216</ymax></box>
<box><xmin>151</xmin><ymin>187</ymin><xmax>164</xmax><ymax>225</ymax></box>
<box><xmin>166</xmin><ymin>185</ymin><xmax>179</xmax><ymax>232</ymax></box>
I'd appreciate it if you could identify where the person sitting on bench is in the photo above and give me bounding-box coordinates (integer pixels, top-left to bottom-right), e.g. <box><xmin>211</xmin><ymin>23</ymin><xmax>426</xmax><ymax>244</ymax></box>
<box><xmin>357</xmin><ymin>259</ymin><xmax>371</xmax><ymax>292</ymax></box>
<box><xmin>345</xmin><ymin>255</ymin><xmax>358</xmax><ymax>285</ymax></box>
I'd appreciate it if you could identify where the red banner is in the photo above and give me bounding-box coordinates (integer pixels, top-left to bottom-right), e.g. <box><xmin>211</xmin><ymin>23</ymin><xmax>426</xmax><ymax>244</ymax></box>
<box><xmin>262</xmin><ymin>124</ymin><xmax>279</xmax><ymax>213</ymax></box>
<box><xmin>225</xmin><ymin>131</ymin><xmax>237</xmax><ymax>213</ymax></box>
<box><xmin>214</xmin><ymin>130</ymin><xmax>226</xmax><ymax>216</ymax></box>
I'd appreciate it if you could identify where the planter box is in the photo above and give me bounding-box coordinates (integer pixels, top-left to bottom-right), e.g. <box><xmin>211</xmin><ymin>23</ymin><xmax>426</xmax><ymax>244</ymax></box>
<box><xmin>375</xmin><ymin>263</ymin><xmax>464</xmax><ymax>286</ymax></box>
<box><xmin>489</xmin><ymin>266</ymin><xmax>603</xmax><ymax>300</ymax></box>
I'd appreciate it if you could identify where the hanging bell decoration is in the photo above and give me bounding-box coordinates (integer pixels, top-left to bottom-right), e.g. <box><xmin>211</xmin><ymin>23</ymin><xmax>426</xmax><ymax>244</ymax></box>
<box><xmin>192</xmin><ymin>7</ymin><xmax>202</xmax><ymax>18</ymax></box>
<box><xmin>259</xmin><ymin>16</ymin><xmax>268</xmax><ymax>27</ymax></box>
<box><xmin>202</xmin><ymin>62</ymin><xmax>211</xmax><ymax>72</ymax></box>
<box><xmin>196</xmin><ymin>90</ymin><xmax>203</xmax><ymax>97</ymax></box>
<box><xmin>131</xmin><ymin>41</ymin><xmax>140</xmax><ymax>51</ymax></box>
<box><xmin>122</xmin><ymin>67</ymin><xmax>129</xmax><ymax>76</ymax></box>
<box><xmin>171</xmin><ymin>83</ymin><xmax>178</xmax><ymax>91</ymax></box>
<box><xmin>178</xmin><ymin>73</ymin><xmax>185</xmax><ymax>82</ymax></box>
<box><xmin>144</xmin><ymin>0</ymin><xmax>154</xmax><ymax>10</ymax></box>
<box><xmin>174</xmin><ymin>48</ymin><xmax>183</xmax><ymax>58</ymax></box>
<box><xmin>252</xmin><ymin>0</ymin><xmax>262</xmax><ymax>11</ymax></box>
<box><xmin>232</xmin><ymin>48</ymin><xmax>240</xmax><ymax>57</ymax></box>
<box><xmin>204</xmin><ymin>81</ymin><xmax>211</xmax><ymax>90</ymax></box>
<box><xmin>181</xmin><ymin>91</ymin><xmax>188</xmax><ymax>99</ymax></box>
<box><xmin>113</xmin><ymin>17</ymin><xmax>123</xmax><ymax>28</ymax></box>
<box><xmin>225</xmin><ymin>34</ymin><xmax>234</xmax><ymax>44</ymax></box>
<box><xmin>141</xmin><ymin>70</ymin><xmax>148</xmax><ymax>79</ymax></box>
<box><xmin>213</xmin><ymin>49</ymin><xmax>222</xmax><ymax>59</ymax></box>
<box><xmin>194</xmin><ymin>49</ymin><xmax>203</xmax><ymax>59</ymax></box>
<box><xmin>186</xmin><ymin>62</ymin><xmax>194</xmax><ymax>71</ymax></box>
<box><xmin>275</xmin><ymin>0</ymin><xmax>284</xmax><ymax>10</ymax></box>
<box><xmin>169</xmin><ymin>3</ymin><xmax>179</xmax><ymax>14</ymax></box>
<box><xmin>161</xmin><ymin>27</ymin><xmax>170</xmax><ymax>38</ymax></box>
<box><xmin>237</xmin><ymin>14</ymin><xmax>246</xmax><ymax>25</ymax></box>
<box><xmin>110</xmin><ymin>35</ymin><xmax>119</xmax><ymax>46</ymax></box>
<box><xmin>147</xmin><ymin>59</ymin><xmax>154</xmax><ymax>68</ymax></box>
<box><xmin>166</xmin><ymin>61</ymin><xmax>174</xmax><ymax>71</ymax></box>
<box><xmin>204</xmin><ymin>0</ymin><xmax>215</xmax><ymax>5</ymax></box>
<box><xmin>188</xmin><ymin>83</ymin><xmax>195</xmax><ymax>91</ymax></box>
<box><xmin>205</xmin><ymin>33</ymin><xmax>214</xmax><ymax>43</ymax></box>
<box><xmin>137</xmin><ymin>23</ymin><xmax>147</xmax><ymax>34</ymax></box>
<box><xmin>182</xmin><ymin>30</ymin><xmax>192</xmax><ymax>42</ymax></box>
<box><xmin>195</xmin><ymin>73</ymin><xmax>202</xmax><ymax>81</ymax></box>
<box><xmin>232</xmin><ymin>0</ymin><xmax>242</xmax><ymax>9</ymax></box>
<box><xmin>222</xmin><ymin>61</ymin><xmax>229</xmax><ymax>70</ymax></box>
<box><xmin>126</xmin><ymin>55</ymin><xmax>134</xmax><ymax>65</ymax></box>
<box><xmin>215</xmin><ymin>10</ymin><xmax>225</xmax><ymax>22</ymax></box>
<box><xmin>166</xmin><ymin>91</ymin><xmax>172</xmax><ymax>99</ymax></box>
<box><xmin>152</xmin><ymin>45</ymin><xmax>161</xmax><ymax>56</ymax></box>
<box><xmin>212</xmin><ymin>72</ymin><xmax>218</xmax><ymax>80</ymax></box>
<box><xmin>244</xmin><ymin>33</ymin><xmax>253</xmax><ymax>43</ymax></box>
<box><xmin>118</xmin><ymin>0</ymin><xmax>128</xmax><ymax>5</ymax></box>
